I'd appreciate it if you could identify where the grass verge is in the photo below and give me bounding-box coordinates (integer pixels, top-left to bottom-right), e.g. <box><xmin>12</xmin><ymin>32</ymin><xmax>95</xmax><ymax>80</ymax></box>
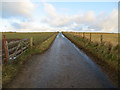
<box><xmin>63</xmin><ymin>32</ymin><xmax>118</xmax><ymax>87</ymax></box>
<box><xmin>2</xmin><ymin>33</ymin><xmax>57</xmax><ymax>87</ymax></box>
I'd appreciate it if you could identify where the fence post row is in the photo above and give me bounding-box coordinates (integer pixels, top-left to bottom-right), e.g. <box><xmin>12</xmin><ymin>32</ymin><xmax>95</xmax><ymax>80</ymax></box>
<box><xmin>3</xmin><ymin>35</ymin><xmax>9</xmax><ymax>64</ymax></box>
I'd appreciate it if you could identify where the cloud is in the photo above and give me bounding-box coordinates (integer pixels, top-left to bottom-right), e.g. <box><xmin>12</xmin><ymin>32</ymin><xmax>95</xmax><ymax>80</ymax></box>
<box><xmin>42</xmin><ymin>3</ymin><xmax>96</xmax><ymax>28</ymax></box>
<box><xmin>1</xmin><ymin>18</ymin><xmax>16</xmax><ymax>32</ymax></box>
<box><xmin>43</xmin><ymin>3</ymin><xmax>58</xmax><ymax>18</ymax></box>
<box><xmin>42</xmin><ymin>2</ymin><xmax>74</xmax><ymax>27</ymax></box>
<box><xmin>1</xmin><ymin>2</ymin><xmax>118</xmax><ymax>33</ymax></box>
<box><xmin>42</xmin><ymin>2</ymin><xmax>118</xmax><ymax>33</ymax></box>
<box><xmin>1</xmin><ymin>0</ymin><xmax>35</xmax><ymax>18</ymax></box>
<box><xmin>5</xmin><ymin>18</ymin><xmax>58</xmax><ymax>32</ymax></box>
<box><xmin>99</xmin><ymin>9</ymin><xmax>118</xmax><ymax>32</ymax></box>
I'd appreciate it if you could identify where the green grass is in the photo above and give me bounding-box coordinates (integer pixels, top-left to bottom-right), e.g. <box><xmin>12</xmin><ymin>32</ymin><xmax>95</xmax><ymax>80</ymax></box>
<box><xmin>2</xmin><ymin>32</ymin><xmax>58</xmax><ymax>87</ymax></box>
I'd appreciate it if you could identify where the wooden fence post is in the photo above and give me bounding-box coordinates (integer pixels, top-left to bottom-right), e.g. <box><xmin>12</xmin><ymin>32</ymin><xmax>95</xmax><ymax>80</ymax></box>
<box><xmin>83</xmin><ymin>32</ymin><xmax>85</xmax><ymax>38</ymax></box>
<box><xmin>6</xmin><ymin>41</ymin><xmax>9</xmax><ymax>59</ymax></box>
<box><xmin>3</xmin><ymin>35</ymin><xmax>9</xmax><ymax>64</ymax></box>
<box><xmin>30</xmin><ymin>37</ymin><xmax>33</xmax><ymax>48</ymax></box>
<box><xmin>90</xmin><ymin>33</ymin><xmax>91</xmax><ymax>41</ymax></box>
<box><xmin>100</xmin><ymin>34</ymin><xmax>103</xmax><ymax>44</ymax></box>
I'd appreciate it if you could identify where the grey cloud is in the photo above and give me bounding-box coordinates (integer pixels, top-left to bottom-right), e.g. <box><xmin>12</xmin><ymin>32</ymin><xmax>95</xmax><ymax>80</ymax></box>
<box><xmin>1</xmin><ymin>1</ymin><xmax>35</xmax><ymax>18</ymax></box>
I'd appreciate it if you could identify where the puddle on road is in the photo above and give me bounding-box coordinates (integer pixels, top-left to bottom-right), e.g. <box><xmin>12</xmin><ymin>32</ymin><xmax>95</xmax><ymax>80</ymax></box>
<box><xmin>61</xmin><ymin>33</ymin><xmax>65</xmax><ymax>38</ymax></box>
<box><xmin>56</xmin><ymin>34</ymin><xmax>59</xmax><ymax>38</ymax></box>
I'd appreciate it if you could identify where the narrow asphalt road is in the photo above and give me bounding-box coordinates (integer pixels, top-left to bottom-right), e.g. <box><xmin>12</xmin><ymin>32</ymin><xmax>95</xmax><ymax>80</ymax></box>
<box><xmin>7</xmin><ymin>33</ymin><xmax>114</xmax><ymax>88</ymax></box>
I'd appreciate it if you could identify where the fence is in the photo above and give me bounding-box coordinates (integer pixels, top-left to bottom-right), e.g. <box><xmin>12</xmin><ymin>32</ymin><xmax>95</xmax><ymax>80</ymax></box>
<box><xmin>2</xmin><ymin>35</ymin><xmax>33</xmax><ymax>64</ymax></box>
<box><xmin>73</xmin><ymin>32</ymin><xmax>118</xmax><ymax>46</ymax></box>
<box><xmin>75</xmin><ymin>32</ymin><xmax>104</xmax><ymax>43</ymax></box>
<box><xmin>82</xmin><ymin>32</ymin><xmax>103</xmax><ymax>43</ymax></box>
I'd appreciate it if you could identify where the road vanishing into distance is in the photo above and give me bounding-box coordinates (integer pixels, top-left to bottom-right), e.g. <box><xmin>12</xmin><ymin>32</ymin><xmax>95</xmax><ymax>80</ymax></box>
<box><xmin>7</xmin><ymin>33</ymin><xmax>114</xmax><ymax>88</ymax></box>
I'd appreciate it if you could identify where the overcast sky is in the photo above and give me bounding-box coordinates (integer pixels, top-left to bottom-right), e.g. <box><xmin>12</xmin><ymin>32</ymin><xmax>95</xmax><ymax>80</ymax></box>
<box><xmin>0</xmin><ymin>0</ymin><xmax>118</xmax><ymax>32</ymax></box>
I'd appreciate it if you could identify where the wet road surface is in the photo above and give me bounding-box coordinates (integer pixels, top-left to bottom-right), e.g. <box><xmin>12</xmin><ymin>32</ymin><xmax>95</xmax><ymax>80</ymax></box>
<box><xmin>7</xmin><ymin>33</ymin><xmax>114</xmax><ymax>88</ymax></box>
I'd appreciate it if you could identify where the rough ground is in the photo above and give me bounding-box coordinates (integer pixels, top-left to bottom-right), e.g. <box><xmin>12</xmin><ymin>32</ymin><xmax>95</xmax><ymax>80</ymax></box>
<box><xmin>6</xmin><ymin>33</ymin><xmax>114</xmax><ymax>88</ymax></box>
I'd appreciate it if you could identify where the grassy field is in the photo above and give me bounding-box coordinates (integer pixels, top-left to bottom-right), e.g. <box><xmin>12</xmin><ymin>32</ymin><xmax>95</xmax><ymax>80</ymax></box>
<box><xmin>2</xmin><ymin>32</ymin><xmax>58</xmax><ymax>87</ymax></box>
<box><xmin>2</xmin><ymin>32</ymin><xmax>57</xmax><ymax>45</ymax></box>
<box><xmin>63</xmin><ymin>32</ymin><xmax>119</xmax><ymax>86</ymax></box>
<box><xmin>73</xmin><ymin>32</ymin><xmax>118</xmax><ymax>46</ymax></box>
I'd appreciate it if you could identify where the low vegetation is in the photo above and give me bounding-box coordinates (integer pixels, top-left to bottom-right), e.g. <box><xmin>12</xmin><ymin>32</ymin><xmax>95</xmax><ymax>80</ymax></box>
<box><xmin>63</xmin><ymin>32</ymin><xmax>118</xmax><ymax>86</ymax></box>
<box><xmin>2</xmin><ymin>32</ymin><xmax>58</xmax><ymax>87</ymax></box>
